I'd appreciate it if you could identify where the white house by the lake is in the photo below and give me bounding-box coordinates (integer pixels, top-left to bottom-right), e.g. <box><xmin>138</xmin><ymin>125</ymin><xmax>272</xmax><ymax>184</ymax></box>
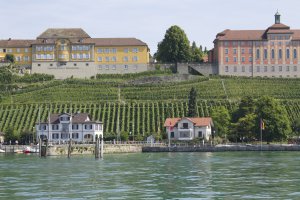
<box><xmin>36</xmin><ymin>113</ymin><xmax>103</xmax><ymax>143</ymax></box>
<box><xmin>164</xmin><ymin>117</ymin><xmax>213</xmax><ymax>141</ymax></box>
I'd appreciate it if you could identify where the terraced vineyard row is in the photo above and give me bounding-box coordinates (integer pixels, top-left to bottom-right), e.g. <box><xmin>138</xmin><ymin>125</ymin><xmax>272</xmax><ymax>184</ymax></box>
<box><xmin>0</xmin><ymin>100</ymin><xmax>236</xmax><ymax>136</ymax></box>
<box><xmin>3</xmin><ymin>77</ymin><xmax>300</xmax><ymax>104</ymax></box>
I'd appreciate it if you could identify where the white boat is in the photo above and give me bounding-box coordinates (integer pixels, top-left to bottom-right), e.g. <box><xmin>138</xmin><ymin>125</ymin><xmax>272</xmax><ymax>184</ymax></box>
<box><xmin>0</xmin><ymin>149</ymin><xmax>5</xmax><ymax>153</ymax></box>
<box><xmin>23</xmin><ymin>146</ymin><xmax>39</xmax><ymax>153</ymax></box>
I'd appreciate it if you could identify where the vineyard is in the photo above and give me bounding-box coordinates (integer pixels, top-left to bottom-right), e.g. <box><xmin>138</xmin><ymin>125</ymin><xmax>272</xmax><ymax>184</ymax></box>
<box><xmin>1</xmin><ymin>73</ymin><xmax>300</xmax><ymax>137</ymax></box>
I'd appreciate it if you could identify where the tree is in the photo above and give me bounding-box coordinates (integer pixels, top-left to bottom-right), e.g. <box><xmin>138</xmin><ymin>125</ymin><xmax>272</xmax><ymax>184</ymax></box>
<box><xmin>191</xmin><ymin>41</ymin><xmax>203</xmax><ymax>63</ymax></box>
<box><xmin>4</xmin><ymin>127</ymin><xmax>19</xmax><ymax>143</ymax></box>
<box><xmin>235</xmin><ymin>113</ymin><xmax>257</xmax><ymax>142</ymax></box>
<box><xmin>210</xmin><ymin>106</ymin><xmax>231</xmax><ymax>138</ymax></box>
<box><xmin>256</xmin><ymin>96</ymin><xmax>292</xmax><ymax>142</ymax></box>
<box><xmin>156</xmin><ymin>25</ymin><xmax>191</xmax><ymax>63</ymax></box>
<box><xmin>187</xmin><ymin>87</ymin><xmax>197</xmax><ymax>117</ymax></box>
<box><xmin>232</xmin><ymin>96</ymin><xmax>256</xmax><ymax>122</ymax></box>
<box><xmin>5</xmin><ymin>54</ymin><xmax>15</xmax><ymax>63</ymax></box>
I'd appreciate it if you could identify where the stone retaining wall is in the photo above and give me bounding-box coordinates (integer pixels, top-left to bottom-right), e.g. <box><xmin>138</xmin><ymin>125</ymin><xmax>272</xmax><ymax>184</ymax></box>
<box><xmin>142</xmin><ymin>145</ymin><xmax>300</xmax><ymax>152</ymax></box>
<box><xmin>48</xmin><ymin>144</ymin><xmax>143</xmax><ymax>156</ymax></box>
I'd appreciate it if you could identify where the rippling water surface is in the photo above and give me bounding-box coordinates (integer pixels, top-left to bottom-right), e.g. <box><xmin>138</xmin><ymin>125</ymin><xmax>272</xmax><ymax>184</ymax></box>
<box><xmin>1</xmin><ymin>152</ymin><xmax>300</xmax><ymax>199</ymax></box>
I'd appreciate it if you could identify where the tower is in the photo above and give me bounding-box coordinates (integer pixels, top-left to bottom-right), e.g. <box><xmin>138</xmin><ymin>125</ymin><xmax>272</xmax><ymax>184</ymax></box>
<box><xmin>275</xmin><ymin>11</ymin><xmax>281</xmax><ymax>24</ymax></box>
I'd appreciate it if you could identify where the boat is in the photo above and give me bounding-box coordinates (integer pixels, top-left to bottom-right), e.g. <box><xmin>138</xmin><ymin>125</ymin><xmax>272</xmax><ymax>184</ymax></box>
<box><xmin>23</xmin><ymin>146</ymin><xmax>39</xmax><ymax>153</ymax></box>
<box><xmin>0</xmin><ymin>149</ymin><xmax>5</xmax><ymax>153</ymax></box>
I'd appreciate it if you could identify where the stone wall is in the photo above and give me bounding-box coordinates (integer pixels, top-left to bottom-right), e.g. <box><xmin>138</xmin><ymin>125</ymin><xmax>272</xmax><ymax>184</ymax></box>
<box><xmin>142</xmin><ymin>145</ymin><xmax>300</xmax><ymax>152</ymax></box>
<box><xmin>47</xmin><ymin>144</ymin><xmax>142</xmax><ymax>156</ymax></box>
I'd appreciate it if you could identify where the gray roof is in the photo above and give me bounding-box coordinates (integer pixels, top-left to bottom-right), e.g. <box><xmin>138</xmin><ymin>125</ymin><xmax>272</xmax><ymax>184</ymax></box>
<box><xmin>37</xmin><ymin>28</ymin><xmax>91</xmax><ymax>39</ymax></box>
<box><xmin>40</xmin><ymin>113</ymin><xmax>102</xmax><ymax>124</ymax></box>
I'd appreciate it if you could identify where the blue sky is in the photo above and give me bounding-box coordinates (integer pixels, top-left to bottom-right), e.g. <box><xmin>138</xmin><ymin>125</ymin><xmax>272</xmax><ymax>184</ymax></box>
<box><xmin>1</xmin><ymin>0</ymin><xmax>299</xmax><ymax>54</ymax></box>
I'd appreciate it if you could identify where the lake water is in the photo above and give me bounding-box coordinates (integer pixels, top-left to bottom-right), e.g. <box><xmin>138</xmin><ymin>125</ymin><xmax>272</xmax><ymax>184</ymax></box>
<box><xmin>1</xmin><ymin>152</ymin><xmax>300</xmax><ymax>199</ymax></box>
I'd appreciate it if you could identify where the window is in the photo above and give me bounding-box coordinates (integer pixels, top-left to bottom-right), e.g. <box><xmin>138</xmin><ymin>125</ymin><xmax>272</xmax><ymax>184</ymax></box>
<box><xmin>123</xmin><ymin>56</ymin><xmax>128</xmax><ymax>62</ymax></box>
<box><xmin>242</xmin><ymin>66</ymin><xmax>245</xmax><ymax>72</ymax></box>
<box><xmin>84</xmin><ymin>124</ymin><xmax>93</xmax><ymax>130</ymax></box>
<box><xmin>294</xmin><ymin>49</ymin><xmax>297</xmax><ymax>59</ymax></box>
<box><xmin>111</xmin><ymin>48</ymin><xmax>117</xmax><ymax>53</ymax></box>
<box><xmin>72</xmin><ymin>133</ymin><xmax>79</xmax><ymax>139</ymax></box>
<box><xmin>105</xmin><ymin>57</ymin><xmax>110</xmax><ymax>62</ymax></box>
<box><xmin>256</xmin><ymin>49</ymin><xmax>260</xmax><ymax>59</ymax></box>
<box><xmin>179</xmin><ymin>132</ymin><xmax>191</xmax><ymax>138</ymax></box>
<box><xmin>225</xmin><ymin>57</ymin><xmax>229</xmax><ymax>63</ymax></box>
<box><xmin>233</xmin><ymin>57</ymin><xmax>237</xmax><ymax>62</ymax></box>
<box><xmin>105</xmin><ymin>65</ymin><xmax>109</xmax><ymax>70</ymax></box>
<box><xmin>241</xmin><ymin>57</ymin><xmax>245</xmax><ymax>62</ymax></box>
<box><xmin>97</xmin><ymin>48</ymin><xmax>103</xmax><ymax>53</ymax></box>
<box><xmin>98</xmin><ymin>65</ymin><xmax>102</xmax><ymax>69</ymax></box>
<box><xmin>61</xmin><ymin>133</ymin><xmax>69</xmax><ymax>139</ymax></box>
<box><xmin>72</xmin><ymin>124</ymin><xmax>79</xmax><ymax>130</ymax></box>
<box><xmin>224</xmin><ymin>41</ymin><xmax>228</xmax><ymax>46</ymax></box>
<box><xmin>249</xmin><ymin>49</ymin><xmax>252</xmax><ymax>54</ymax></box>
<box><xmin>105</xmin><ymin>48</ymin><xmax>109</xmax><ymax>53</ymax></box>
<box><xmin>97</xmin><ymin>57</ymin><xmax>102</xmax><ymax>62</ymax></box>
<box><xmin>264</xmin><ymin>49</ymin><xmax>267</xmax><ymax>59</ymax></box>
<box><xmin>124</xmin><ymin>65</ymin><xmax>128</xmax><ymax>70</ymax></box>
<box><xmin>225</xmin><ymin>48</ymin><xmax>228</xmax><ymax>54</ymax></box>
<box><xmin>52</xmin><ymin>125</ymin><xmax>59</xmax><ymax>130</ymax></box>
<box><xmin>271</xmin><ymin>66</ymin><xmax>275</xmax><ymax>72</ymax></box>
<box><xmin>271</xmin><ymin>49</ymin><xmax>275</xmax><ymax>59</ymax></box>
<box><xmin>233</xmin><ymin>49</ymin><xmax>237</xmax><ymax>55</ymax></box>
<box><xmin>234</xmin><ymin>66</ymin><xmax>237</xmax><ymax>72</ymax></box>
<box><xmin>225</xmin><ymin>66</ymin><xmax>229</xmax><ymax>72</ymax></box>
<box><xmin>264</xmin><ymin>66</ymin><xmax>267</xmax><ymax>72</ymax></box>
<box><xmin>16</xmin><ymin>48</ymin><xmax>20</xmax><ymax>53</ymax></box>
<box><xmin>7</xmin><ymin>48</ymin><xmax>12</xmax><ymax>53</ymax></box>
<box><xmin>182</xmin><ymin>123</ymin><xmax>188</xmax><ymax>129</ymax></box>
<box><xmin>249</xmin><ymin>66</ymin><xmax>253</xmax><ymax>72</ymax></box>
<box><xmin>256</xmin><ymin>66</ymin><xmax>260</xmax><ymax>72</ymax></box>
<box><xmin>286</xmin><ymin>66</ymin><xmax>290</xmax><ymax>72</ymax></box>
<box><xmin>249</xmin><ymin>57</ymin><xmax>252</xmax><ymax>62</ymax></box>
<box><xmin>294</xmin><ymin>66</ymin><xmax>297</xmax><ymax>71</ymax></box>
<box><xmin>198</xmin><ymin>131</ymin><xmax>203</xmax><ymax>138</ymax></box>
<box><xmin>132</xmin><ymin>56</ymin><xmax>138</xmax><ymax>62</ymax></box>
<box><xmin>24</xmin><ymin>48</ymin><xmax>28</xmax><ymax>53</ymax></box>
<box><xmin>52</xmin><ymin>133</ymin><xmax>59</xmax><ymax>139</ymax></box>
<box><xmin>24</xmin><ymin>56</ymin><xmax>29</xmax><ymax>61</ymax></box>
<box><xmin>241</xmin><ymin>48</ymin><xmax>245</xmax><ymax>54</ymax></box>
<box><xmin>279</xmin><ymin>66</ymin><xmax>282</xmax><ymax>71</ymax></box>
<box><xmin>286</xmin><ymin>49</ymin><xmax>290</xmax><ymax>59</ymax></box>
<box><xmin>278</xmin><ymin>49</ymin><xmax>282</xmax><ymax>59</ymax></box>
<box><xmin>132</xmin><ymin>48</ymin><xmax>138</xmax><ymax>53</ymax></box>
<box><xmin>112</xmin><ymin>65</ymin><xmax>116</xmax><ymax>70</ymax></box>
<box><xmin>124</xmin><ymin>48</ymin><xmax>129</xmax><ymax>53</ymax></box>
<box><xmin>232</xmin><ymin>41</ymin><xmax>237</xmax><ymax>46</ymax></box>
<box><xmin>170</xmin><ymin>132</ymin><xmax>174</xmax><ymax>138</ymax></box>
<box><xmin>111</xmin><ymin>56</ymin><xmax>117</xmax><ymax>62</ymax></box>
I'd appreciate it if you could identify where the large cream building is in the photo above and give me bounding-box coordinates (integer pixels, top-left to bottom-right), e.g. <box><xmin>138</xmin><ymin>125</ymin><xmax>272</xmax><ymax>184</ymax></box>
<box><xmin>0</xmin><ymin>28</ymin><xmax>150</xmax><ymax>79</ymax></box>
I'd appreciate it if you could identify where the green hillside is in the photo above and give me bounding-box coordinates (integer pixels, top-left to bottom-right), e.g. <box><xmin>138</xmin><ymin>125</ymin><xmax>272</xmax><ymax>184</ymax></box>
<box><xmin>1</xmin><ymin>70</ymin><xmax>300</xmax><ymax>138</ymax></box>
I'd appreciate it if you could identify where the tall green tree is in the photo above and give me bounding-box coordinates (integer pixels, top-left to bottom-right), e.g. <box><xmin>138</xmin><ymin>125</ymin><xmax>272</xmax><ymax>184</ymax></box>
<box><xmin>187</xmin><ymin>87</ymin><xmax>197</xmax><ymax>117</ymax></box>
<box><xmin>210</xmin><ymin>106</ymin><xmax>231</xmax><ymax>138</ymax></box>
<box><xmin>191</xmin><ymin>41</ymin><xmax>203</xmax><ymax>63</ymax></box>
<box><xmin>156</xmin><ymin>25</ymin><xmax>191</xmax><ymax>63</ymax></box>
<box><xmin>256</xmin><ymin>96</ymin><xmax>292</xmax><ymax>142</ymax></box>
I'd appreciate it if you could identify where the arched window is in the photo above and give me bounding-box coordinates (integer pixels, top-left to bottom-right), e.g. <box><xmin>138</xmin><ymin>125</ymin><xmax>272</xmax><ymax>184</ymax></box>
<box><xmin>294</xmin><ymin>49</ymin><xmax>297</xmax><ymax>59</ymax></box>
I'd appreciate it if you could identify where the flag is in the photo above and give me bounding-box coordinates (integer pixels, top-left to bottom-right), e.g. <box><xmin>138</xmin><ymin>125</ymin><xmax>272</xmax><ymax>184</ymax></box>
<box><xmin>260</xmin><ymin>119</ymin><xmax>265</xmax><ymax>130</ymax></box>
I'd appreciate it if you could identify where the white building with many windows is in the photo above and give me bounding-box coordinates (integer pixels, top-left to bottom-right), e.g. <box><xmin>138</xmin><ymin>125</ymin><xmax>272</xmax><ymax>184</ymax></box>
<box><xmin>164</xmin><ymin>117</ymin><xmax>213</xmax><ymax>141</ymax></box>
<box><xmin>36</xmin><ymin>113</ymin><xmax>103</xmax><ymax>143</ymax></box>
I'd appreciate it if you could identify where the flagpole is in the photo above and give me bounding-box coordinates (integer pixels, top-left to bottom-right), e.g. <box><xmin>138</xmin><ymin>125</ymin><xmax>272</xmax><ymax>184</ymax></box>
<box><xmin>260</xmin><ymin>118</ymin><xmax>262</xmax><ymax>151</ymax></box>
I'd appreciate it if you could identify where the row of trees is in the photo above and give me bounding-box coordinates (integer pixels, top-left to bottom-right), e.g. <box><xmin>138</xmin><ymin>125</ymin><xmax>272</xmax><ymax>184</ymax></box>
<box><xmin>211</xmin><ymin>96</ymin><xmax>294</xmax><ymax>142</ymax></box>
<box><xmin>155</xmin><ymin>25</ymin><xmax>208</xmax><ymax>63</ymax></box>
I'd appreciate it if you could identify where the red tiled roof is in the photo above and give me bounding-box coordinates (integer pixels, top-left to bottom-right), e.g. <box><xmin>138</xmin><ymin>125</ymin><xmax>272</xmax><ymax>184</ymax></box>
<box><xmin>164</xmin><ymin>117</ymin><xmax>213</xmax><ymax>127</ymax></box>
<box><xmin>92</xmin><ymin>38</ymin><xmax>147</xmax><ymax>46</ymax></box>
<box><xmin>268</xmin><ymin>23</ymin><xmax>290</xmax><ymax>29</ymax></box>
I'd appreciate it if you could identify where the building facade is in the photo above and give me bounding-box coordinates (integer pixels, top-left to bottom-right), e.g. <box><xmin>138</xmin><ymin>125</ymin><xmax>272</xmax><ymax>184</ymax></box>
<box><xmin>0</xmin><ymin>28</ymin><xmax>149</xmax><ymax>79</ymax></box>
<box><xmin>211</xmin><ymin>12</ymin><xmax>300</xmax><ymax>78</ymax></box>
<box><xmin>164</xmin><ymin>117</ymin><xmax>213</xmax><ymax>141</ymax></box>
<box><xmin>36</xmin><ymin>113</ymin><xmax>103</xmax><ymax>144</ymax></box>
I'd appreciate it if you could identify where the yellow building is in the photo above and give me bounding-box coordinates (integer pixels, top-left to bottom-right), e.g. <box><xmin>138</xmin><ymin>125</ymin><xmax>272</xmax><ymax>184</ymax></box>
<box><xmin>0</xmin><ymin>28</ymin><xmax>150</xmax><ymax>79</ymax></box>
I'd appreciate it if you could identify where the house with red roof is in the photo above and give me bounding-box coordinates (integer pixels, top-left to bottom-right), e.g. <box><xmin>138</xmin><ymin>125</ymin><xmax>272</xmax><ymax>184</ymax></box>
<box><xmin>36</xmin><ymin>113</ymin><xmax>103</xmax><ymax>144</ymax></box>
<box><xmin>164</xmin><ymin>117</ymin><xmax>213</xmax><ymax>141</ymax></box>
